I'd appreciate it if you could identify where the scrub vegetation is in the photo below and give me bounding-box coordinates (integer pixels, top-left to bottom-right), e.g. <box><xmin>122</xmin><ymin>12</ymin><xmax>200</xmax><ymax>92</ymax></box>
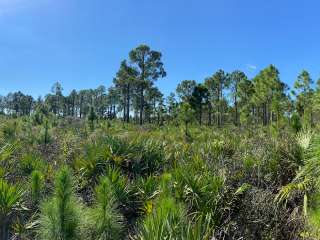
<box><xmin>1</xmin><ymin>45</ymin><xmax>320</xmax><ymax>239</ymax></box>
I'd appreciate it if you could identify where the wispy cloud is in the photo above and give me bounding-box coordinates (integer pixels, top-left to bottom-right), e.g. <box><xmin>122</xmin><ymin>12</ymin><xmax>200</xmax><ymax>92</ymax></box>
<box><xmin>246</xmin><ymin>64</ymin><xmax>257</xmax><ymax>71</ymax></box>
<box><xmin>0</xmin><ymin>0</ymin><xmax>34</xmax><ymax>17</ymax></box>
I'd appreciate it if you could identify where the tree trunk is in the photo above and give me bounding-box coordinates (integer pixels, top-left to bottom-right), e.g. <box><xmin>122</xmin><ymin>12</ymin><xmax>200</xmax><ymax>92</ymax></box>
<box><xmin>217</xmin><ymin>91</ymin><xmax>221</xmax><ymax>127</ymax></box>
<box><xmin>0</xmin><ymin>221</ymin><xmax>9</xmax><ymax>240</ymax></box>
<box><xmin>157</xmin><ymin>111</ymin><xmax>160</xmax><ymax>125</ymax></box>
<box><xmin>139</xmin><ymin>55</ymin><xmax>146</xmax><ymax>125</ymax></box>
<box><xmin>139</xmin><ymin>87</ymin><xmax>144</xmax><ymax>125</ymax></box>
<box><xmin>234</xmin><ymin>92</ymin><xmax>238</xmax><ymax>126</ymax></box>
<box><xmin>199</xmin><ymin>104</ymin><xmax>202</xmax><ymax>125</ymax></box>
<box><xmin>80</xmin><ymin>97</ymin><xmax>83</xmax><ymax>118</ymax></box>
<box><xmin>220</xmin><ymin>85</ymin><xmax>223</xmax><ymax>127</ymax></box>
<box><xmin>72</xmin><ymin>98</ymin><xmax>75</xmax><ymax>117</ymax></box>
<box><xmin>153</xmin><ymin>99</ymin><xmax>156</xmax><ymax>124</ymax></box>
<box><xmin>126</xmin><ymin>85</ymin><xmax>130</xmax><ymax>123</ymax></box>
<box><xmin>310</xmin><ymin>106</ymin><xmax>313</xmax><ymax>127</ymax></box>
<box><xmin>208</xmin><ymin>103</ymin><xmax>212</xmax><ymax>126</ymax></box>
<box><xmin>123</xmin><ymin>105</ymin><xmax>126</xmax><ymax>122</ymax></box>
<box><xmin>185</xmin><ymin>121</ymin><xmax>188</xmax><ymax>137</ymax></box>
<box><xmin>263</xmin><ymin>103</ymin><xmax>267</xmax><ymax>126</ymax></box>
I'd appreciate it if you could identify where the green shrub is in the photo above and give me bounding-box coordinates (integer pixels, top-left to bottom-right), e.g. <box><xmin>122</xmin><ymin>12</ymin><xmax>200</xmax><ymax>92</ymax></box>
<box><xmin>1</xmin><ymin>121</ymin><xmax>18</xmax><ymax>140</ymax></box>
<box><xmin>136</xmin><ymin>197</ymin><xmax>187</xmax><ymax>240</ymax></box>
<box><xmin>291</xmin><ymin>112</ymin><xmax>302</xmax><ymax>133</ymax></box>
<box><xmin>172</xmin><ymin>165</ymin><xmax>224</xmax><ymax>225</ymax></box>
<box><xmin>105</xmin><ymin>167</ymin><xmax>131</xmax><ymax>208</ymax></box>
<box><xmin>38</xmin><ymin>167</ymin><xmax>83</xmax><ymax>240</ymax></box>
<box><xmin>129</xmin><ymin>138</ymin><xmax>165</xmax><ymax>176</ymax></box>
<box><xmin>30</xmin><ymin>170</ymin><xmax>44</xmax><ymax>204</ymax></box>
<box><xmin>0</xmin><ymin>180</ymin><xmax>24</xmax><ymax>240</ymax></box>
<box><xmin>38</xmin><ymin>119</ymin><xmax>52</xmax><ymax>144</ymax></box>
<box><xmin>75</xmin><ymin>142</ymin><xmax>111</xmax><ymax>181</ymax></box>
<box><xmin>132</xmin><ymin>176</ymin><xmax>160</xmax><ymax>215</ymax></box>
<box><xmin>86</xmin><ymin>176</ymin><xmax>123</xmax><ymax>240</ymax></box>
<box><xmin>20</xmin><ymin>153</ymin><xmax>45</xmax><ymax>176</ymax></box>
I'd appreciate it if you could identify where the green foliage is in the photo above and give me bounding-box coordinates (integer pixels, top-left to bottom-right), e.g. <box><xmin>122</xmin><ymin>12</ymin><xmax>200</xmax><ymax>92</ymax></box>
<box><xmin>88</xmin><ymin>106</ymin><xmax>97</xmax><ymax>131</ymax></box>
<box><xmin>0</xmin><ymin>114</ymin><xmax>317</xmax><ymax>239</ymax></box>
<box><xmin>277</xmin><ymin>132</ymin><xmax>320</xmax><ymax>236</ymax></box>
<box><xmin>178</xmin><ymin>102</ymin><xmax>196</xmax><ymax>137</ymax></box>
<box><xmin>129</xmin><ymin>44</ymin><xmax>166</xmax><ymax>125</ymax></box>
<box><xmin>291</xmin><ymin>112</ymin><xmax>302</xmax><ymax>132</ymax></box>
<box><xmin>129</xmin><ymin>138</ymin><xmax>165</xmax><ymax>176</ymax></box>
<box><xmin>38</xmin><ymin>167</ymin><xmax>83</xmax><ymax>240</ymax></box>
<box><xmin>0</xmin><ymin>143</ymin><xmax>17</xmax><ymax>162</ymax></box>
<box><xmin>182</xmin><ymin>214</ymin><xmax>215</xmax><ymax>240</ymax></box>
<box><xmin>136</xmin><ymin>197</ymin><xmax>187</xmax><ymax>240</ymax></box>
<box><xmin>76</xmin><ymin>135</ymin><xmax>165</xmax><ymax>180</ymax></box>
<box><xmin>4</xmin><ymin>45</ymin><xmax>320</xmax><ymax>239</ymax></box>
<box><xmin>0</xmin><ymin>180</ymin><xmax>24</xmax><ymax>220</ymax></box>
<box><xmin>38</xmin><ymin>119</ymin><xmax>52</xmax><ymax>144</ymax></box>
<box><xmin>172</xmin><ymin>163</ymin><xmax>224</xmax><ymax>225</ymax></box>
<box><xmin>86</xmin><ymin>176</ymin><xmax>123</xmax><ymax>240</ymax></box>
<box><xmin>30</xmin><ymin>170</ymin><xmax>44</xmax><ymax>204</ymax></box>
<box><xmin>31</xmin><ymin>108</ymin><xmax>45</xmax><ymax>125</ymax></box>
<box><xmin>20</xmin><ymin>153</ymin><xmax>45</xmax><ymax>176</ymax></box>
<box><xmin>1</xmin><ymin>121</ymin><xmax>18</xmax><ymax>140</ymax></box>
<box><xmin>75</xmin><ymin>141</ymin><xmax>110</xmax><ymax>180</ymax></box>
<box><xmin>105</xmin><ymin>167</ymin><xmax>131</xmax><ymax>208</ymax></box>
<box><xmin>176</xmin><ymin>80</ymin><xmax>197</xmax><ymax>102</ymax></box>
<box><xmin>0</xmin><ymin>180</ymin><xmax>24</xmax><ymax>240</ymax></box>
<box><xmin>132</xmin><ymin>176</ymin><xmax>160</xmax><ymax>215</ymax></box>
<box><xmin>307</xmin><ymin>193</ymin><xmax>320</xmax><ymax>238</ymax></box>
<box><xmin>294</xmin><ymin>70</ymin><xmax>314</xmax><ymax>125</ymax></box>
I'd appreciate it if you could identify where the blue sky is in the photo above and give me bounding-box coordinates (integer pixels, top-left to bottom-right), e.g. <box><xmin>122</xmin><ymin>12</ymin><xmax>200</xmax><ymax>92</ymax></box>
<box><xmin>0</xmin><ymin>0</ymin><xmax>320</xmax><ymax>97</ymax></box>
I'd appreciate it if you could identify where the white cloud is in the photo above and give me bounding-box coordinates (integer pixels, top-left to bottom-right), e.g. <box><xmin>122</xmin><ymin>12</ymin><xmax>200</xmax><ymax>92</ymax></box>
<box><xmin>246</xmin><ymin>64</ymin><xmax>257</xmax><ymax>71</ymax></box>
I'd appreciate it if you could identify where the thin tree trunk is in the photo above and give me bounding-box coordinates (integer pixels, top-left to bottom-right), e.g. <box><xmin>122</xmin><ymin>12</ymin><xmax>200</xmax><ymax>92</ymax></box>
<box><xmin>234</xmin><ymin>88</ymin><xmax>238</xmax><ymax>126</ymax></box>
<box><xmin>185</xmin><ymin>121</ymin><xmax>188</xmax><ymax>136</ymax></box>
<box><xmin>220</xmin><ymin>84</ymin><xmax>223</xmax><ymax>126</ymax></box>
<box><xmin>123</xmin><ymin>105</ymin><xmax>126</xmax><ymax>122</ymax></box>
<box><xmin>80</xmin><ymin>97</ymin><xmax>83</xmax><ymax>118</ymax></box>
<box><xmin>139</xmin><ymin>87</ymin><xmax>144</xmax><ymax>125</ymax></box>
<box><xmin>139</xmin><ymin>55</ymin><xmax>145</xmax><ymax>125</ymax></box>
<box><xmin>153</xmin><ymin>99</ymin><xmax>156</xmax><ymax>124</ymax></box>
<box><xmin>310</xmin><ymin>106</ymin><xmax>313</xmax><ymax>127</ymax></box>
<box><xmin>218</xmin><ymin>97</ymin><xmax>220</xmax><ymax>127</ymax></box>
<box><xmin>199</xmin><ymin>104</ymin><xmax>202</xmax><ymax>125</ymax></box>
<box><xmin>208</xmin><ymin>102</ymin><xmax>212</xmax><ymax>126</ymax></box>
<box><xmin>263</xmin><ymin>103</ymin><xmax>267</xmax><ymax>126</ymax></box>
<box><xmin>126</xmin><ymin>85</ymin><xmax>130</xmax><ymax>123</ymax></box>
<box><xmin>1</xmin><ymin>221</ymin><xmax>9</xmax><ymax>240</ymax></box>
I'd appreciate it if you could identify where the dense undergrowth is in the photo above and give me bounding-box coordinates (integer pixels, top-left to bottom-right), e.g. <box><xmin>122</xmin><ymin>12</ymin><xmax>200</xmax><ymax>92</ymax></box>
<box><xmin>0</xmin><ymin>115</ymin><xmax>320</xmax><ymax>239</ymax></box>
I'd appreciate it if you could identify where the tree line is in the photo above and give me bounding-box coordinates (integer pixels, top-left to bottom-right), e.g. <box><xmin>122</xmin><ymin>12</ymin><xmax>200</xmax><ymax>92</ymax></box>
<box><xmin>1</xmin><ymin>44</ymin><xmax>319</xmax><ymax>129</ymax></box>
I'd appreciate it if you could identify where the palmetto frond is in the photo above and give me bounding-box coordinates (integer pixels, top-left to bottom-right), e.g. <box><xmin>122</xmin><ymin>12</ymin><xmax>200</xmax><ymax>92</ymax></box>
<box><xmin>0</xmin><ymin>143</ymin><xmax>18</xmax><ymax>162</ymax></box>
<box><xmin>0</xmin><ymin>180</ymin><xmax>24</xmax><ymax>219</ymax></box>
<box><xmin>276</xmin><ymin>178</ymin><xmax>311</xmax><ymax>204</ymax></box>
<box><xmin>296</xmin><ymin>128</ymin><xmax>313</xmax><ymax>151</ymax></box>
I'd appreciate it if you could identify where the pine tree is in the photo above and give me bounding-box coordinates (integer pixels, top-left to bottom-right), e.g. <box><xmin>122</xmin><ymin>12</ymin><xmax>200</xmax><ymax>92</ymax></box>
<box><xmin>38</xmin><ymin>167</ymin><xmax>82</xmax><ymax>240</ymax></box>
<box><xmin>129</xmin><ymin>45</ymin><xmax>166</xmax><ymax>125</ymax></box>
<box><xmin>87</xmin><ymin>177</ymin><xmax>123</xmax><ymax>240</ymax></box>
